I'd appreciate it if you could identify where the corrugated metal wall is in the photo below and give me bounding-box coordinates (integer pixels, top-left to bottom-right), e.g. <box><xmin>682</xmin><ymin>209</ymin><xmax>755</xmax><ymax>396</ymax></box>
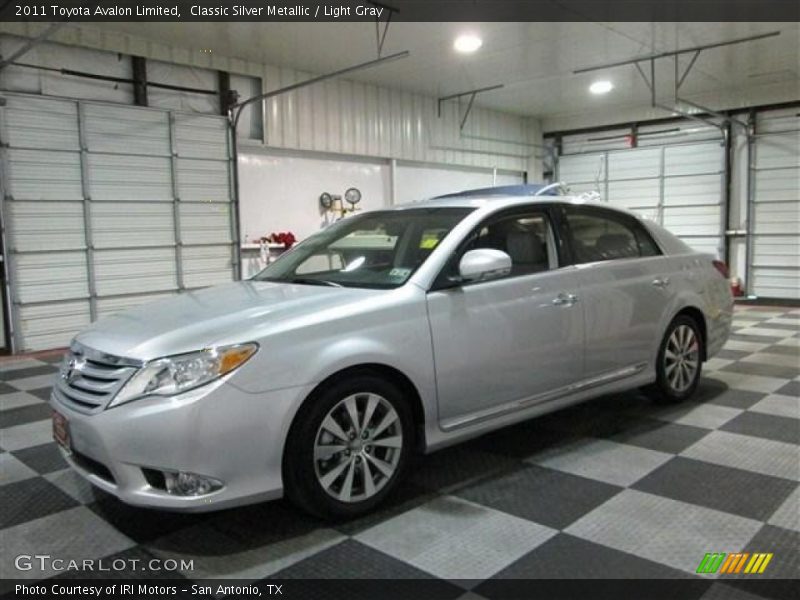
<box><xmin>558</xmin><ymin>121</ymin><xmax>726</xmax><ymax>257</ymax></box>
<box><xmin>259</xmin><ymin>64</ymin><xmax>538</xmax><ymax>173</ymax></box>
<box><xmin>0</xmin><ymin>30</ymin><xmax>541</xmax><ymax>175</ymax></box>
<box><xmin>750</xmin><ymin>108</ymin><xmax>800</xmax><ymax>299</ymax></box>
<box><xmin>0</xmin><ymin>93</ymin><xmax>236</xmax><ymax>351</ymax></box>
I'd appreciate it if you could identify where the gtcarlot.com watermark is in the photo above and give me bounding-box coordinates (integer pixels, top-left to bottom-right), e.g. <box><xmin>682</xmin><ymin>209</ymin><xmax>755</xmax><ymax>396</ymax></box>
<box><xmin>14</xmin><ymin>554</ymin><xmax>193</xmax><ymax>573</ymax></box>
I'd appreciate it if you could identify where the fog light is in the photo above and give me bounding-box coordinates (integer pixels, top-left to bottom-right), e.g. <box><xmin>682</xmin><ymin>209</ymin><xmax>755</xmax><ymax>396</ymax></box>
<box><xmin>164</xmin><ymin>471</ymin><xmax>223</xmax><ymax>496</ymax></box>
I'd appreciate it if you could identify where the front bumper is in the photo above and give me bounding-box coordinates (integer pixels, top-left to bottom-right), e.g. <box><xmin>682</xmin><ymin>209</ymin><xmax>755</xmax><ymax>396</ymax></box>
<box><xmin>49</xmin><ymin>378</ymin><xmax>314</xmax><ymax>512</ymax></box>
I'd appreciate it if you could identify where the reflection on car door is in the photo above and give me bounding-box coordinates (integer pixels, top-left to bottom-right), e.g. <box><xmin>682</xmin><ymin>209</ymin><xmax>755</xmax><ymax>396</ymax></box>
<box><xmin>563</xmin><ymin>206</ymin><xmax>673</xmax><ymax>379</ymax></box>
<box><xmin>426</xmin><ymin>206</ymin><xmax>584</xmax><ymax>429</ymax></box>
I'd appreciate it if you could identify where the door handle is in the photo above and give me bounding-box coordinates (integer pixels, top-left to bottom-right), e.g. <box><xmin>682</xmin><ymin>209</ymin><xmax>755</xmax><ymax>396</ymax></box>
<box><xmin>652</xmin><ymin>277</ymin><xmax>671</xmax><ymax>288</ymax></box>
<box><xmin>552</xmin><ymin>293</ymin><xmax>579</xmax><ymax>307</ymax></box>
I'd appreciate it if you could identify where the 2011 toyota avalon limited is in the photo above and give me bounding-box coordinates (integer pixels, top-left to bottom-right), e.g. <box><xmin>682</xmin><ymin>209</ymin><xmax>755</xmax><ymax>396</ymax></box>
<box><xmin>50</xmin><ymin>195</ymin><xmax>733</xmax><ymax>517</ymax></box>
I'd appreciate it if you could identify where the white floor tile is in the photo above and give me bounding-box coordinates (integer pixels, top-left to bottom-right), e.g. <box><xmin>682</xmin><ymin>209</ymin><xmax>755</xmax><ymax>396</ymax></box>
<box><xmin>566</xmin><ymin>489</ymin><xmax>762</xmax><ymax>575</ymax></box>
<box><xmin>530</xmin><ymin>438</ymin><xmax>672</xmax><ymax>487</ymax></box>
<box><xmin>0</xmin><ymin>507</ymin><xmax>134</xmax><ymax>579</ymax></box>
<box><xmin>681</xmin><ymin>430</ymin><xmax>800</xmax><ymax>481</ymax></box>
<box><xmin>0</xmin><ymin>453</ymin><xmax>38</xmax><ymax>485</ymax></box>
<box><xmin>656</xmin><ymin>403</ymin><xmax>742</xmax><ymax>430</ymax></box>
<box><xmin>0</xmin><ymin>419</ymin><xmax>53</xmax><ymax>451</ymax></box>
<box><xmin>356</xmin><ymin>496</ymin><xmax>556</xmax><ymax>580</ymax></box>
<box><xmin>767</xmin><ymin>486</ymin><xmax>800</xmax><ymax>533</ymax></box>
<box><xmin>748</xmin><ymin>394</ymin><xmax>800</xmax><ymax>419</ymax></box>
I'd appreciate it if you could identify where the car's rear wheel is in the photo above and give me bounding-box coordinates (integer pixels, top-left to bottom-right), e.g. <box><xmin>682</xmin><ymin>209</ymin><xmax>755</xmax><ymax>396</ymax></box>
<box><xmin>646</xmin><ymin>314</ymin><xmax>704</xmax><ymax>404</ymax></box>
<box><xmin>283</xmin><ymin>374</ymin><xmax>413</xmax><ymax>519</ymax></box>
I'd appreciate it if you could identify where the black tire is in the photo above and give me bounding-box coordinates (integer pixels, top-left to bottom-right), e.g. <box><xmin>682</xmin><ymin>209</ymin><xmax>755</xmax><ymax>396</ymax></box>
<box><xmin>283</xmin><ymin>373</ymin><xmax>414</xmax><ymax>519</ymax></box>
<box><xmin>645</xmin><ymin>314</ymin><xmax>704</xmax><ymax>404</ymax></box>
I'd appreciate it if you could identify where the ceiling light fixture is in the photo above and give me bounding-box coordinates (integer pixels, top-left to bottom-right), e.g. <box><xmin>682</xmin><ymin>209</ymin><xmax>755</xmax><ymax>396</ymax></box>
<box><xmin>454</xmin><ymin>34</ymin><xmax>482</xmax><ymax>53</ymax></box>
<box><xmin>589</xmin><ymin>80</ymin><xmax>614</xmax><ymax>95</ymax></box>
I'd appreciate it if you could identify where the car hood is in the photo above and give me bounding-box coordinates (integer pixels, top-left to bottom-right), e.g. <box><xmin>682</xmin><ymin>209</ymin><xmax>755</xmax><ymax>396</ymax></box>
<box><xmin>75</xmin><ymin>280</ymin><xmax>379</xmax><ymax>360</ymax></box>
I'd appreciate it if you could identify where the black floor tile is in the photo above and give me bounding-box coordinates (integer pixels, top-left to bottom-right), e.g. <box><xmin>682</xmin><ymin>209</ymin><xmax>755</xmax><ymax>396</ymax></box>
<box><xmin>633</xmin><ymin>457</ymin><xmax>798</xmax><ymax>521</ymax></box>
<box><xmin>700</xmin><ymin>387</ymin><xmax>768</xmax><ymax>410</ymax></box>
<box><xmin>721</xmin><ymin>412</ymin><xmax>800</xmax><ymax>445</ymax></box>
<box><xmin>335</xmin><ymin>479</ymin><xmax>438</xmax><ymax>536</ymax></box>
<box><xmin>605</xmin><ymin>417</ymin><xmax>710</xmax><ymax>454</ymax></box>
<box><xmin>721</xmin><ymin>362</ymin><xmax>799</xmax><ymax>380</ymax></box>
<box><xmin>775</xmin><ymin>381</ymin><xmax>800</xmax><ymax>398</ymax></box>
<box><xmin>468</xmin><ymin>419</ymin><xmax>581</xmax><ymax>460</ymax></box>
<box><xmin>12</xmin><ymin>442</ymin><xmax>68</xmax><ymax>475</ymax></box>
<box><xmin>0</xmin><ymin>382</ymin><xmax>16</xmax><ymax>395</ymax></box>
<box><xmin>484</xmin><ymin>533</ymin><xmax>703</xmax><ymax>580</ymax></box>
<box><xmin>269</xmin><ymin>540</ymin><xmax>464</xmax><ymax>599</ymax></box>
<box><xmin>0</xmin><ymin>402</ymin><xmax>52</xmax><ymax>428</ymax></box>
<box><xmin>716</xmin><ymin>349</ymin><xmax>751</xmax><ymax>361</ymax></box>
<box><xmin>759</xmin><ymin>345</ymin><xmax>800</xmax><ymax>358</ymax></box>
<box><xmin>455</xmin><ymin>464</ymin><xmax>621</xmax><ymax>530</ymax></box>
<box><xmin>728</xmin><ymin>333</ymin><xmax>785</xmax><ymax>344</ymax></box>
<box><xmin>28</xmin><ymin>387</ymin><xmax>54</xmax><ymax>402</ymax></box>
<box><xmin>763</xmin><ymin>322</ymin><xmax>800</xmax><ymax>331</ymax></box>
<box><xmin>88</xmin><ymin>494</ymin><xmax>210</xmax><ymax>544</ymax></box>
<box><xmin>0</xmin><ymin>477</ymin><xmax>79</xmax><ymax>529</ymax></box>
<box><xmin>274</xmin><ymin>539</ymin><xmax>428</xmax><ymax>579</ymax></box>
<box><xmin>51</xmin><ymin>546</ymin><xmax>187</xmax><ymax>580</ymax></box>
<box><xmin>408</xmin><ymin>445</ymin><xmax>521</xmax><ymax>493</ymax></box>
<box><xmin>204</xmin><ymin>499</ymin><xmax>323</xmax><ymax>547</ymax></box>
<box><xmin>0</xmin><ymin>364</ymin><xmax>58</xmax><ymax>382</ymax></box>
<box><xmin>723</xmin><ymin>525</ymin><xmax>800</xmax><ymax>600</ymax></box>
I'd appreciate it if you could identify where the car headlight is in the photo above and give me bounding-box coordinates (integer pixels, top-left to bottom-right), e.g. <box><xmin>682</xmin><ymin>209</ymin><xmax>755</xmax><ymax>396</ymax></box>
<box><xmin>109</xmin><ymin>343</ymin><xmax>258</xmax><ymax>408</ymax></box>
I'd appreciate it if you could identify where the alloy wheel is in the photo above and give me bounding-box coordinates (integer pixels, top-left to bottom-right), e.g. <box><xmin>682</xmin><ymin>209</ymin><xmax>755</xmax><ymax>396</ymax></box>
<box><xmin>664</xmin><ymin>324</ymin><xmax>700</xmax><ymax>393</ymax></box>
<box><xmin>313</xmin><ymin>393</ymin><xmax>403</xmax><ymax>503</ymax></box>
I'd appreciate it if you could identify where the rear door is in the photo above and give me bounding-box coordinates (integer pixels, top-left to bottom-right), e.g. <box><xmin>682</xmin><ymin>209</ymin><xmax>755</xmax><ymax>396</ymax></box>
<box><xmin>561</xmin><ymin>205</ymin><xmax>672</xmax><ymax>378</ymax></box>
<box><xmin>426</xmin><ymin>204</ymin><xmax>584</xmax><ymax>428</ymax></box>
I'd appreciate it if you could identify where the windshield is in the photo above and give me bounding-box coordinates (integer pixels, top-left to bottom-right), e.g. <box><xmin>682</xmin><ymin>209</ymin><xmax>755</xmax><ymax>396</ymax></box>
<box><xmin>254</xmin><ymin>207</ymin><xmax>473</xmax><ymax>289</ymax></box>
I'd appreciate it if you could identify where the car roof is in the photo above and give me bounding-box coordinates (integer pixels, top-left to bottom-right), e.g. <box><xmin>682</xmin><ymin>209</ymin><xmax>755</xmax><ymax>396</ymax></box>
<box><xmin>392</xmin><ymin>194</ymin><xmax>640</xmax><ymax>219</ymax></box>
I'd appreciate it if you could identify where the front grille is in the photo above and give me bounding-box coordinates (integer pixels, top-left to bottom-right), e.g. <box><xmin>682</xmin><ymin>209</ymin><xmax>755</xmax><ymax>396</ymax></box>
<box><xmin>54</xmin><ymin>343</ymin><xmax>139</xmax><ymax>413</ymax></box>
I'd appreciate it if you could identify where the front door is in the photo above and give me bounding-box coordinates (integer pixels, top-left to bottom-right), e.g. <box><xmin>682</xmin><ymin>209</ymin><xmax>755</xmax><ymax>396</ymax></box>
<box><xmin>426</xmin><ymin>206</ymin><xmax>584</xmax><ymax>428</ymax></box>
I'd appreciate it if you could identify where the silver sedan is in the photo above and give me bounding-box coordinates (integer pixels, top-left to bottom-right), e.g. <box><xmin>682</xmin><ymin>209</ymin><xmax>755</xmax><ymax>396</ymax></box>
<box><xmin>50</xmin><ymin>195</ymin><xmax>733</xmax><ymax>517</ymax></box>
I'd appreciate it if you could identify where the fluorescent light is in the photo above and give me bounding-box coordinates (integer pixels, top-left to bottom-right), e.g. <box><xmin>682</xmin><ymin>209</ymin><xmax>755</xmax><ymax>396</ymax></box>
<box><xmin>454</xmin><ymin>34</ymin><xmax>482</xmax><ymax>53</ymax></box>
<box><xmin>589</xmin><ymin>80</ymin><xmax>614</xmax><ymax>95</ymax></box>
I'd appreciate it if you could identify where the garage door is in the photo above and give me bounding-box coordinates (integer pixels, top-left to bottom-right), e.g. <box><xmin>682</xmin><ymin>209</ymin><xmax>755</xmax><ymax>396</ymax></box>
<box><xmin>0</xmin><ymin>93</ymin><xmax>237</xmax><ymax>351</ymax></box>
<box><xmin>558</xmin><ymin>122</ymin><xmax>725</xmax><ymax>257</ymax></box>
<box><xmin>750</xmin><ymin>108</ymin><xmax>800</xmax><ymax>300</ymax></box>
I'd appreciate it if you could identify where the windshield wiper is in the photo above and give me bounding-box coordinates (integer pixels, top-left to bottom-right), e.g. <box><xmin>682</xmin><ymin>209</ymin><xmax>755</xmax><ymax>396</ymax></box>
<box><xmin>287</xmin><ymin>277</ymin><xmax>343</xmax><ymax>287</ymax></box>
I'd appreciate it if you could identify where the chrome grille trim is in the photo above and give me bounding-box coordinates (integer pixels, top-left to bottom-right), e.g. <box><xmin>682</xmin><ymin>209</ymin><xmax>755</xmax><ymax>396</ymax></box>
<box><xmin>54</xmin><ymin>342</ymin><xmax>139</xmax><ymax>414</ymax></box>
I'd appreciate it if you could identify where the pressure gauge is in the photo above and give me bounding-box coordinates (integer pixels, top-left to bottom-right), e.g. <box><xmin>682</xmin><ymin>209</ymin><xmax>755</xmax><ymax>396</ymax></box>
<box><xmin>344</xmin><ymin>187</ymin><xmax>362</xmax><ymax>206</ymax></box>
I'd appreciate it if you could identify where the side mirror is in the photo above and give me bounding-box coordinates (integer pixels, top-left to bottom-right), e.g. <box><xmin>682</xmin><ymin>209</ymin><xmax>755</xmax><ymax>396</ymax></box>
<box><xmin>458</xmin><ymin>249</ymin><xmax>512</xmax><ymax>282</ymax></box>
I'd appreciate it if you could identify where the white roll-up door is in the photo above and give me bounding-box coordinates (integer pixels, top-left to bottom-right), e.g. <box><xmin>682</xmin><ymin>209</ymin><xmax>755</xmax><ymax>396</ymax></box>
<box><xmin>0</xmin><ymin>93</ymin><xmax>236</xmax><ymax>351</ymax></box>
<box><xmin>750</xmin><ymin>109</ymin><xmax>800</xmax><ymax>300</ymax></box>
<box><xmin>557</xmin><ymin>122</ymin><xmax>725</xmax><ymax>258</ymax></box>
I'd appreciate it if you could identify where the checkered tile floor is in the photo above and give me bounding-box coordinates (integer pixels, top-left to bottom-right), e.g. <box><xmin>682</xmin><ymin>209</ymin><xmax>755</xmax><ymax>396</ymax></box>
<box><xmin>1</xmin><ymin>305</ymin><xmax>798</xmax><ymax>599</ymax></box>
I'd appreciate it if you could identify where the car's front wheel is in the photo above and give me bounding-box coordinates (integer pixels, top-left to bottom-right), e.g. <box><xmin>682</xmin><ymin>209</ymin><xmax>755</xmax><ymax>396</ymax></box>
<box><xmin>646</xmin><ymin>314</ymin><xmax>704</xmax><ymax>404</ymax></box>
<box><xmin>283</xmin><ymin>374</ymin><xmax>413</xmax><ymax>519</ymax></box>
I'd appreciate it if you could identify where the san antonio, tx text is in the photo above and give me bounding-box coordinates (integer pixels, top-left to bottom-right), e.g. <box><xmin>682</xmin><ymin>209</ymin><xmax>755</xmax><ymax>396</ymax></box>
<box><xmin>16</xmin><ymin>584</ymin><xmax>282</xmax><ymax>596</ymax></box>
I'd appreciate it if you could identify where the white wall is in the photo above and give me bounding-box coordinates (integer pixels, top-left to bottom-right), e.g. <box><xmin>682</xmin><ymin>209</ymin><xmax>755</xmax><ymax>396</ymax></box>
<box><xmin>238</xmin><ymin>148</ymin><xmax>390</xmax><ymax>242</ymax></box>
<box><xmin>394</xmin><ymin>162</ymin><xmax>524</xmax><ymax>205</ymax></box>
<box><xmin>0</xmin><ymin>25</ymin><xmax>543</xmax><ymax>174</ymax></box>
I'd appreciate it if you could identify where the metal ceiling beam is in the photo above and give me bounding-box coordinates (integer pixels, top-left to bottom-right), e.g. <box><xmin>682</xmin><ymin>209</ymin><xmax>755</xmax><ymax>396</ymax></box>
<box><xmin>370</xmin><ymin>0</ymin><xmax>399</xmax><ymax>57</ymax></box>
<box><xmin>572</xmin><ymin>31</ymin><xmax>781</xmax><ymax>74</ymax></box>
<box><xmin>0</xmin><ymin>22</ymin><xmax>65</xmax><ymax>70</ymax></box>
<box><xmin>231</xmin><ymin>50</ymin><xmax>410</xmax><ymax>129</ymax></box>
<box><xmin>437</xmin><ymin>84</ymin><xmax>505</xmax><ymax>131</ymax></box>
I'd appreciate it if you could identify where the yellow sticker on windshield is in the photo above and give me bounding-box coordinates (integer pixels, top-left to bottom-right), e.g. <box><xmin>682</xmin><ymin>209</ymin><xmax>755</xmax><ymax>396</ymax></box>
<box><xmin>420</xmin><ymin>236</ymin><xmax>440</xmax><ymax>249</ymax></box>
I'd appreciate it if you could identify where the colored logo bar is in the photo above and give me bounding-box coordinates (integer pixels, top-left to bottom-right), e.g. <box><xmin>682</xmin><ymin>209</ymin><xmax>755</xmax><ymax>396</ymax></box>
<box><xmin>696</xmin><ymin>553</ymin><xmax>773</xmax><ymax>574</ymax></box>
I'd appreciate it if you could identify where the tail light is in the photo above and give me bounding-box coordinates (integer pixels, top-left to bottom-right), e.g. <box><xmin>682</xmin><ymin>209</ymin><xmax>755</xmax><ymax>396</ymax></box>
<box><xmin>712</xmin><ymin>260</ymin><xmax>729</xmax><ymax>278</ymax></box>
